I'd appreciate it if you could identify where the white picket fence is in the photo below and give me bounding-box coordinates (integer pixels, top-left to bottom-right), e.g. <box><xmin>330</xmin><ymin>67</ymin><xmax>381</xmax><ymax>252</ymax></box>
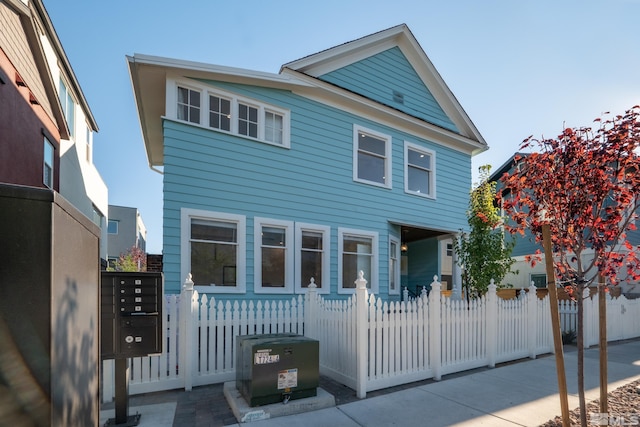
<box><xmin>102</xmin><ymin>275</ymin><xmax>640</xmax><ymax>402</ymax></box>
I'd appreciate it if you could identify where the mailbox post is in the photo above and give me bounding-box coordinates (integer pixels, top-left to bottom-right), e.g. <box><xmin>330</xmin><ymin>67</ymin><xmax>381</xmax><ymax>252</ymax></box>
<box><xmin>101</xmin><ymin>271</ymin><xmax>163</xmax><ymax>426</ymax></box>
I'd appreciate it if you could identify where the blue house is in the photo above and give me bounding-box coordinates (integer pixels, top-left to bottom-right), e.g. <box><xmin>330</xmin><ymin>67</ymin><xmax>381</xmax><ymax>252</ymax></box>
<box><xmin>127</xmin><ymin>24</ymin><xmax>487</xmax><ymax>297</ymax></box>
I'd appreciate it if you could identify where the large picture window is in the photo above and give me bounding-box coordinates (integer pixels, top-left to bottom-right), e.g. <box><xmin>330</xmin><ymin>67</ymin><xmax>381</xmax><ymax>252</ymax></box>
<box><xmin>404</xmin><ymin>141</ymin><xmax>435</xmax><ymax>198</ymax></box>
<box><xmin>181</xmin><ymin>209</ymin><xmax>246</xmax><ymax>293</ymax></box>
<box><xmin>338</xmin><ymin>228</ymin><xmax>378</xmax><ymax>294</ymax></box>
<box><xmin>353</xmin><ymin>125</ymin><xmax>391</xmax><ymax>188</ymax></box>
<box><xmin>295</xmin><ymin>223</ymin><xmax>330</xmax><ymax>294</ymax></box>
<box><xmin>254</xmin><ymin>218</ymin><xmax>293</xmax><ymax>294</ymax></box>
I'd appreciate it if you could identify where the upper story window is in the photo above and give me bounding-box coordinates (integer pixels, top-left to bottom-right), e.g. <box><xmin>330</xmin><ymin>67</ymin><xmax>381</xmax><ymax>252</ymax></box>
<box><xmin>404</xmin><ymin>141</ymin><xmax>435</xmax><ymax>198</ymax></box>
<box><xmin>177</xmin><ymin>86</ymin><xmax>201</xmax><ymax>124</ymax></box>
<box><xmin>58</xmin><ymin>78</ymin><xmax>75</xmax><ymax>138</ymax></box>
<box><xmin>338</xmin><ymin>227</ymin><xmax>378</xmax><ymax>294</ymax></box>
<box><xmin>182</xmin><ymin>208</ymin><xmax>246</xmax><ymax>293</ymax></box>
<box><xmin>173</xmin><ymin>81</ymin><xmax>290</xmax><ymax>148</ymax></box>
<box><xmin>353</xmin><ymin>125</ymin><xmax>391</xmax><ymax>188</ymax></box>
<box><xmin>43</xmin><ymin>137</ymin><xmax>54</xmax><ymax>188</ymax></box>
<box><xmin>107</xmin><ymin>220</ymin><xmax>119</xmax><ymax>234</ymax></box>
<box><xmin>295</xmin><ymin>223</ymin><xmax>330</xmax><ymax>294</ymax></box>
<box><xmin>86</xmin><ymin>126</ymin><xmax>92</xmax><ymax>163</ymax></box>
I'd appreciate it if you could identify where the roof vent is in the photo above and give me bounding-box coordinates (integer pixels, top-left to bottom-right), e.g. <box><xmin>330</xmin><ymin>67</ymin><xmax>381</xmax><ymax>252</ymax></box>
<box><xmin>392</xmin><ymin>90</ymin><xmax>404</xmax><ymax>104</ymax></box>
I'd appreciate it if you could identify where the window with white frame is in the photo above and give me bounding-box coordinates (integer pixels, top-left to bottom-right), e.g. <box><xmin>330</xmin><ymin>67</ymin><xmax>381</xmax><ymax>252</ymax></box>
<box><xmin>86</xmin><ymin>126</ymin><xmax>92</xmax><ymax>163</ymax></box>
<box><xmin>209</xmin><ymin>94</ymin><xmax>231</xmax><ymax>131</ymax></box>
<box><xmin>173</xmin><ymin>81</ymin><xmax>289</xmax><ymax>147</ymax></box>
<box><xmin>405</xmin><ymin>141</ymin><xmax>435</xmax><ymax>198</ymax></box>
<box><xmin>338</xmin><ymin>228</ymin><xmax>378</xmax><ymax>293</ymax></box>
<box><xmin>531</xmin><ymin>273</ymin><xmax>547</xmax><ymax>288</ymax></box>
<box><xmin>254</xmin><ymin>218</ymin><xmax>293</xmax><ymax>293</ymax></box>
<box><xmin>295</xmin><ymin>223</ymin><xmax>330</xmax><ymax>294</ymax></box>
<box><xmin>177</xmin><ymin>86</ymin><xmax>201</xmax><ymax>124</ymax></box>
<box><xmin>389</xmin><ymin>237</ymin><xmax>400</xmax><ymax>295</ymax></box>
<box><xmin>43</xmin><ymin>137</ymin><xmax>54</xmax><ymax>188</ymax></box>
<box><xmin>353</xmin><ymin>126</ymin><xmax>391</xmax><ymax>187</ymax></box>
<box><xmin>181</xmin><ymin>209</ymin><xmax>246</xmax><ymax>293</ymax></box>
<box><xmin>58</xmin><ymin>78</ymin><xmax>75</xmax><ymax>138</ymax></box>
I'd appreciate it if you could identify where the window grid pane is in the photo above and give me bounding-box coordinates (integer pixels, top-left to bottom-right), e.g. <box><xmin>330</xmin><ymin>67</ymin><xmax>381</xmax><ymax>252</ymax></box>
<box><xmin>209</xmin><ymin>95</ymin><xmax>231</xmax><ymax>131</ymax></box>
<box><xmin>177</xmin><ymin>87</ymin><xmax>200</xmax><ymax>124</ymax></box>
<box><xmin>239</xmin><ymin>103</ymin><xmax>258</xmax><ymax>138</ymax></box>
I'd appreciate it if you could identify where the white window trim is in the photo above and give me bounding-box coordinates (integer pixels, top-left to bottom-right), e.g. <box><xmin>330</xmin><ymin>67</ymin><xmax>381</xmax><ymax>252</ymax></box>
<box><xmin>353</xmin><ymin>125</ymin><xmax>392</xmax><ymax>188</ymax></box>
<box><xmin>338</xmin><ymin>227</ymin><xmax>378</xmax><ymax>295</ymax></box>
<box><xmin>389</xmin><ymin>236</ymin><xmax>401</xmax><ymax>295</ymax></box>
<box><xmin>404</xmin><ymin>141</ymin><xmax>436</xmax><ymax>199</ymax></box>
<box><xmin>295</xmin><ymin>223</ymin><xmax>331</xmax><ymax>295</ymax></box>
<box><xmin>181</xmin><ymin>208</ymin><xmax>246</xmax><ymax>294</ymax></box>
<box><xmin>254</xmin><ymin>217</ymin><xmax>294</xmax><ymax>294</ymax></box>
<box><xmin>169</xmin><ymin>79</ymin><xmax>290</xmax><ymax>148</ymax></box>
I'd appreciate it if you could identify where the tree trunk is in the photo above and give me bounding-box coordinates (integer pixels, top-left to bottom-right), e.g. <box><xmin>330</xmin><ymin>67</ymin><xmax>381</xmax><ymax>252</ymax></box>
<box><xmin>576</xmin><ymin>287</ymin><xmax>587</xmax><ymax>426</ymax></box>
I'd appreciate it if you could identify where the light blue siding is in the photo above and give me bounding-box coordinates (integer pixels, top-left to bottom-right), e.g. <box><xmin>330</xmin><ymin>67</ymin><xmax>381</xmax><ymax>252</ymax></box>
<box><xmin>319</xmin><ymin>47</ymin><xmax>458</xmax><ymax>132</ymax></box>
<box><xmin>162</xmin><ymin>80</ymin><xmax>471</xmax><ymax>296</ymax></box>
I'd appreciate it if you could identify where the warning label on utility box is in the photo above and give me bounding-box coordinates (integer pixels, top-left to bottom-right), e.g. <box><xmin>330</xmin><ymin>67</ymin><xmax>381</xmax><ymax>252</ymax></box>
<box><xmin>277</xmin><ymin>368</ymin><xmax>298</xmax><ymax>389</ymax></box>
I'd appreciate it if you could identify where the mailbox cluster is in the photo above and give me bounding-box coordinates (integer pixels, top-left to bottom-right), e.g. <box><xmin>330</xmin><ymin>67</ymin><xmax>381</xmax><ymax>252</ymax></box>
<box><xmin>101</xmin><ymin>272</ymin><xmax>163</xmax><ymax>359</ymax></box>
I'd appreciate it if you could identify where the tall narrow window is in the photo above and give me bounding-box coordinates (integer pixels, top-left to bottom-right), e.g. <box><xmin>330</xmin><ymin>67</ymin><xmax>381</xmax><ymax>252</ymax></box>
<box><xmin>405</xmin><ymin>142</ymin><xmax>435</xmax><ymax>198</ymax></box>
<box><xmin>354</xmin><ymin>126</ymin><xmax>390</xmax><ymax>187</ymax></box>
<box><xmin>190</xmin><ymin>219</ymin><xmax>238</xmax><ymax>286</ymax></box>
<box><xmin>86</xmin><ymin>127</ymin><xmax>92</xmax><ymax>163</ymax></box>
<box><xmin>295</xmin><ymin>224</ymin><xmax>330</xmax><ymax>293</ymax></box>
<box><xmin>255</xmin><ymin>218</ymin><xmax>293</xmax><ymax>293</ymax></box>
<box><xmin>177</xmin><ymin>86</ymin><xmax>201</xmax><ymax>124</ymax></box>
<box><xmin>43</xmin><ymin>137</ymin><xmax>54</xmax><ymax>188</ymax></box>
<box><xmin>209</xmin><ymin>95</ymin><xmax>231</xmax><ymax>131</ymax></box>
<box><xmin>389</xmin><ymin>239</ymin><xmax>400</xmax><ymax>295</ymax></box>
<box><xmin>238</xmin><ymin>103</ymin><xmax>258</xmax><ymax>138</ymax></box>
<box><xmin>58</xmin><ymin>78</ymin><xmax>75</xmax><ymax>138</ymax></box>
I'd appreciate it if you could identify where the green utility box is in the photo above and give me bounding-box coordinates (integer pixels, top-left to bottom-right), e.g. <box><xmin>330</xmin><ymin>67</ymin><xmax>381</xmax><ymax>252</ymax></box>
<box><xmin>236</xmin><ymin>334</ymin><xmax>319</xmax><ymax>407</ymax></box>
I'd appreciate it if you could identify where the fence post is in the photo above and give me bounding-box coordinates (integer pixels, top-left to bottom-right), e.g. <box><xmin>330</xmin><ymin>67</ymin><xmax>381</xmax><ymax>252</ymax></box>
<box><xmin>527</xmin><ymin>283</ymin><xmax>538</xmax><ymax>359</ymax></box>
<box><xmin>305</xmin><ymin>278</ymin><xmax>318</xmax><ymax>339</ymax></box>
<box><xmin>180</xmin><ymin>274</ymin><xmax>196</xmax><ymax>391</ymax></box>
<box><xmin>428</xmin><ymin>275</ymin><xmax>442</xmax><ymax>380</ymax></box>
<box><xmin>355</xmin><ymin>271</ymin><xmax>368</xmax><ymax>399</ymax></box>
<box><xmin>486</xmin><ymin>280</ymin><xmax>498</xmax><ymax>368</ymax></box>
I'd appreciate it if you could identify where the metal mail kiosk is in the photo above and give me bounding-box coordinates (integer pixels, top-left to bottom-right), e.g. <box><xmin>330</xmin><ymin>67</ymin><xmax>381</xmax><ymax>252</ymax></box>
<box><xmin>101</xmin><ymin>272</ymin><xmax>163</xmax><ymax>359</ymax></box>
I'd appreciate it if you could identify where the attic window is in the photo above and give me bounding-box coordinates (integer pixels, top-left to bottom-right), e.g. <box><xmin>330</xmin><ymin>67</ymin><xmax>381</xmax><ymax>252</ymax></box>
<box><xmin>392</xmin><ymin>90</ymin><xmax>404</xmax><ymax>104</ymax></box>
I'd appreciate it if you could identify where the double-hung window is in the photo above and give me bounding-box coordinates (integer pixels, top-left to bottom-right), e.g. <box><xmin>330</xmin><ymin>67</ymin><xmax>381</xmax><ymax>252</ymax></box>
<box><xmin>177</xmin><ymin>86</ymin><xmax>201</xmax><ymax>124</ymax></box>
<box><xmin>338</xmin><ymin>228</ymin><xmax>378</xmax><ymax>294</ymax></box>
<box><xmin>43</xmin><ymin>137</ymin><xmax>54</xmax><ymax>188</ymax></box>
<box><xmin>181</xmin><ymin>208</ymin><xmax>246</xmax><ymax>293</ymax></box>
<box><xmin>295</xmin><ymin>223</ymin><xmax>330</xmax><ymax>294</ymax></box>
<box><xmin>254</xmin><ymin>218</ymin><xmax>293</xmax><ymax>294</ymax></box>
<box><xmin>353</xmin><ymin>125</ymin><xmax>391</xmax><ymax>188</ymax></box>
<box><xmin>405</xmin><ymin>141</ymin><xmax>435</xmax><ymax>198</ymax></box>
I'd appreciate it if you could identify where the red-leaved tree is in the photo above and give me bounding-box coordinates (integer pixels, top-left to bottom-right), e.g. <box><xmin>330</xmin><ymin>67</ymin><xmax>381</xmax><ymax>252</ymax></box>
<box><xmin>498</xmin><ymin>106</ymin><xmax>640</xmax><ymax>426</ymax></box>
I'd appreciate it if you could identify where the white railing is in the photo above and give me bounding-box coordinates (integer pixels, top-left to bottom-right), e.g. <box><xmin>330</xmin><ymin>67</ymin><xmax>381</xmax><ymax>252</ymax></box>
<box><xmin>102</xmin><ymin>275</ymin><xmax>640</xmax><ymax>402</ymax></box>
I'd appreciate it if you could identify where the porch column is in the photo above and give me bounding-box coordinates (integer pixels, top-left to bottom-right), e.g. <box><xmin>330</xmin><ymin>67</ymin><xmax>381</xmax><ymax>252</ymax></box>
<box><xmin>451</xmin><ymin>234</ymin><xmax>462</xmax><ymax>300</ymax></box>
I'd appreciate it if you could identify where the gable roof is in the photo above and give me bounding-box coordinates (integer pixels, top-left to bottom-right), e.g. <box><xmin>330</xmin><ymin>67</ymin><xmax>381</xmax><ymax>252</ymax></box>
<box><xmin>281</xmin><ymin>24</ymin><xmax>486</xmax><ymax>147</ymax></box>
<box><xmin>128</xmin><ymin>24</ymin><xmax>487</xmax><ymax>168</ymax></box>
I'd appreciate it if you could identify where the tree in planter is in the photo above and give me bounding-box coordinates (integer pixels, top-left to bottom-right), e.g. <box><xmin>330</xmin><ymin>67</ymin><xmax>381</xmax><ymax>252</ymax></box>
<box><xmin>111</xmin><ymin>246</ymin><xmax>147</xmax><ymax>272</ymax></box>
<box><xmin>454</xmin><ymin>165</ymin><xmax>516</xmax><ymax>299</ymax></box>
<box><xmin>498</xmin><ymin>106</ymin><xmax>640</xmax><ymax>427</ymax></box>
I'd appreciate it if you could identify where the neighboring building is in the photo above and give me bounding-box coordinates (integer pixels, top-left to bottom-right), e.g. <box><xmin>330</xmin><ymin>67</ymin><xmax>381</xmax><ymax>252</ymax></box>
<box><xmin>491</xmin><ymin>154</ymin><xmax>640</xmax><ymax>297</ymax></box>
<box><xmin>107</xmin><ymin>205</ymin><xmax>147</xmax><ymax>267</ymax></box>
<box><xmin>128</xmin><ymin>24</ymin><xmax>488</xmax><ymax>297</ymax></box>
<box><xmin>0</xmin><ymin>0</ymin><xmax>108</xmax><ymax>261</ymax></box>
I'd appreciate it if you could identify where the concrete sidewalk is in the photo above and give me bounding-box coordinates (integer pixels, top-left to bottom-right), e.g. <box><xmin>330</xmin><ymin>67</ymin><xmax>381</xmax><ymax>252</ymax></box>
<box><xmin>100</xmin><ymin>339</ymin><xmax>640</xmax><ymax>427</ymax></box>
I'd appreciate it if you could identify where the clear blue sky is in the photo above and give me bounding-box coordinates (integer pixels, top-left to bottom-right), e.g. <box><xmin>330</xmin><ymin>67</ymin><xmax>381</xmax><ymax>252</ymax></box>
<box><xmin>44</xmin><ymin>0</ymin><xmax>640</xmax><ymax>254</ymax></box>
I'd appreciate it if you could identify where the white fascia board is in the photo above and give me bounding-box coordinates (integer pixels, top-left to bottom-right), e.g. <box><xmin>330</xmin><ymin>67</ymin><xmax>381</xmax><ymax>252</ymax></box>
<box><xmin>130</xmin><ymin>54</ymin><xmax>313</xmax><ymax>89</ymax></box>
